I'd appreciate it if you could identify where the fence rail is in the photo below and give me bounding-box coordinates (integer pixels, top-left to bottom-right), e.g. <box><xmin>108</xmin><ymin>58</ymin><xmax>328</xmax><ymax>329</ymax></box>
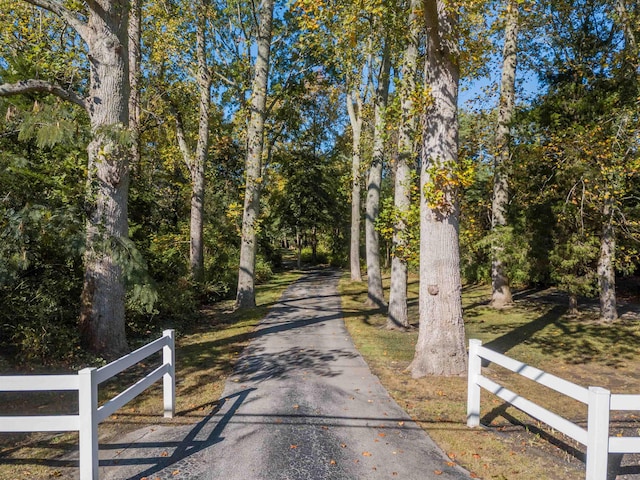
<box><xmin>0</xmin><ymin>329</ymin><xmax>175</xmax><ymax>480</ymax></box>
<box><xmin>467</xmin><ymin>339</ymin><xmax>640</xmax><ymax>480</ymax></box>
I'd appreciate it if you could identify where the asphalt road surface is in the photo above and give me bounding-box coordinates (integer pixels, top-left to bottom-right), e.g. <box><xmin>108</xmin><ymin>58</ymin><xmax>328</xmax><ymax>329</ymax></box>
<box><xmin>101</xmin><ymin>269</ymin><xmax>469</xmax><ymax>480</ymax></box>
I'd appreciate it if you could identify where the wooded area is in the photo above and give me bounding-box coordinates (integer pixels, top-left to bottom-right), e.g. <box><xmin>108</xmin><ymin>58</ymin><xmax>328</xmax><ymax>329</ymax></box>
<box><xmin>0</xmin><ymin>0</ymin><xmax>638</xmax><ymax>376</ymax></box>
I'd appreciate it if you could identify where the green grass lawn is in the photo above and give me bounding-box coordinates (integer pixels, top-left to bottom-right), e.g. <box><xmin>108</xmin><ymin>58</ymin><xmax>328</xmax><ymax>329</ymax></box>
<box><xmin>340</xmin><ymin>273</ymin><xmax>640</xmax><ymax>480</ymax></box>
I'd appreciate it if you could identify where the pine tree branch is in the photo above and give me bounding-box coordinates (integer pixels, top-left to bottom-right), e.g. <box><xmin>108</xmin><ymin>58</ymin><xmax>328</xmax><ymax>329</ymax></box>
<box><xmin>22</xmin><ymin>0</ymin><xmax>89</xmax><ymax>42</ymax></box>
<box><xmin>0</xmin><ymin>79</ymin><xmax>87</xmax><ymax>110</ymax></box>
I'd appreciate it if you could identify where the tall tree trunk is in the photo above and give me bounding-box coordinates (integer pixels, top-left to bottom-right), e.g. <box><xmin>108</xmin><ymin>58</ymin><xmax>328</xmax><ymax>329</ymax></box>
<box><xmin>569</xmin><ymin>294</ymin><xmax>578</xmax><ymax>315</ymax></box>
<box><xmin>365</xmin><ymin>42</ymin><xmax>391</xmax><ymax>308</ymax></box>
<box><xmin>170</xmin><ymin>3</ymin><xmax>210</xmax><ymax>284</ymax></box>
<box><xmin>348</xmin><ymin>90</ymin><xmax>363</xmax><ymax>281</ymax></box>
<box><xmin>236</xmin><ymin>0</ymin><xmax>274</xmax><ymax>308</ymax></box>
<box><xmin>387</xmin><ymin>0</ymin><xmax>420</xmax><ymax>330</ymax></box>
<box><xmin>490</xmin><ymin>0</ymin><xmax>518</xmax><ymax>308</ymax></box>
<box><xmin>128</xmin><ymin>0</ymin><xmax>141</xmax><ymax>174</ymax></box>
<box><xmin>79</xmin><ymin>1</ymin><xmax>131</xmax><ymax>357</ymax></box>
<box><xmin>598</xmin><ymin>196</ymin><xmax>618</xmax><ymax>322</ymax></box>
<box><xmin>3</xmin><ymin>1</ymin><xmax>132</xmax><ymax>357</ymax></box>
<box><xmin>409</xmin><ymin>0</ymin><xmax>466</xmax><ymax>377</ymax></box>
<box><xmin>296</xmin><ymin>228</ymin><xmax>302</xmax><ymax>269</ymax></box>
<box><xmin>615</xmin><ymin>0</ymin><xmax>638</xmax><ymax>61</ymax></box>
<box><xmin>190</xmin><ymin>3</ymin><xmax>211</xmax><ymax>283</ymax></box>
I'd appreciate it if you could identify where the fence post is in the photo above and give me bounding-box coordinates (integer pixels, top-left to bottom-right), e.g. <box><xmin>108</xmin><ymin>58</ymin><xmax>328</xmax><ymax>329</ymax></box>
<box><xmin>467</xmin><ymin>339</ymin><xmax>482</xmax><ymax>427</ymax></box>
<box><xmin>163</xmin><ymin>329</ymin><xmax>175</xmax><ymax>418</ymax></box>
<box><xmin>78</xmin><ymin>367</ymin><xmax>98</xmax><ymax>480</ymax></box>
<box><xmin>586</xmin><ymin>386</ymin><xmax>611</xmax><ymax>480</ymax></box>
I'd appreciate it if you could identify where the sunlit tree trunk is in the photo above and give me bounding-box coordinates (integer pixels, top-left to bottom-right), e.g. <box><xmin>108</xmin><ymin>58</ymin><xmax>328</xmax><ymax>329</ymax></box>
<box><xmin>365</xmin><ymin>42</ymin><xmax>391</xmax><ymax>308</ymax></box>
<box><xmin>491</xmin><ymin>0</ymin><xmax>518</xmax><ymax>308</ymax></box>
<box><xmin>409</xmin><ymin>0</ymin><xmax>466</xmax><ymax>377</ymax></box>
<box><xmin>347</xmin><ymin>90</ymin><xmax>364</xmax><ymax>281</ymax></box>
<box><xmin>128</xmin><ymin>0</ymin><xmax>141</xmax><ymax>174</ymax></box>
<box><xmin>615</xmin><ymin>0</ymin><xmax>638</xmax><ymax>59</ymax></box>
<box><xmin>236</xmin><ymin>0</ymin><xmax>274</xmax><ymax>308</ymax></box>
<box><xmin>387</xmin><ymin>0</ymin><xmax>420</xmax><ymax>330</ymax></box>
<box><xmin>190</xmin><ymin>3</ymin><xmax>211</xmax><ymax>283</ymax></box>
<box><xmin>78</xmin><ymin>1</ymin><xmax>131</xmax><ymax>358</ymax></box>
<box><xmin>170</xmin><ymin>2</ymin><xmax>211</xmax><ymax>284</ymax></box>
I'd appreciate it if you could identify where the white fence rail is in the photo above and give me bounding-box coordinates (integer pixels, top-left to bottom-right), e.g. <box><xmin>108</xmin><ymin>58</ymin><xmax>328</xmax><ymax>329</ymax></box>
<box><xmin>467</xmin><ymin>339</ymin><xmax>640</xmax><ymax>480</ymax></box>
<box><xmin>0</xmin><ymin>329</ymin><xmax>175</xmax><ymax>480</ymax></box>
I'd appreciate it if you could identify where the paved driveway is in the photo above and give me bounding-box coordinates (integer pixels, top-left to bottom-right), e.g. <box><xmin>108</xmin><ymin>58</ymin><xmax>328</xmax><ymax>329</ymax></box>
<box><xmin>101</xmin><ymin>269</ymin><xmax>469</xmax><ymax>479</ymax></box>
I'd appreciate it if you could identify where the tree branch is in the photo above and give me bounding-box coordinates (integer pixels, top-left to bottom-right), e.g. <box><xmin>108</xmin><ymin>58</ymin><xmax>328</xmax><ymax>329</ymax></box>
<box><xmin>22</xmin><ymin>0</ymin><xmax>89</xmax><ymax>41</ymax></box>
<box><xmin>212</xmin><ymin>69</ymin><xmax>238</xmax><ymax>88</ymax></box>
<box><xmin>0</xmin><ymin>79</ymin><xmax>87</xmax><ymax>110</ymax></box>
<box><xmin>167</xmin><ymin>100</ymin><xmax>195</xmax><ymax>175</ymax></box>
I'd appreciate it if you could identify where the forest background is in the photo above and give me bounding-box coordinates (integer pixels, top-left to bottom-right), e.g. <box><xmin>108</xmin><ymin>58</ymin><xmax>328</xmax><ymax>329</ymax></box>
<box><xmin>0</xmin><ymin>0</ymin><xmax>638</xmax><ymax>372</ymax></box>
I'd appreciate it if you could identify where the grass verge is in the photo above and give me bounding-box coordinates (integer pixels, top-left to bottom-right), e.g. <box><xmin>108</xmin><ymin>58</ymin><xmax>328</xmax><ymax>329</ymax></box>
<box><xmin>0</xmin><ymin>270</ymin><xmax>301</xmax><ymax>480</ymax></box>
<box><xmin>340</xmin><ymin>273</ymin><xmax>640</xmax><ymax>480</ymax></box>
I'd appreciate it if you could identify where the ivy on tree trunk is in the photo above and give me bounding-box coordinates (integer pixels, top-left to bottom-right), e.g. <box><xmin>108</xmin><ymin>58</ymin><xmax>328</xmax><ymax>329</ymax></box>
<box><xmin>387</xmin><ymin>0</ymin><xmax>421</xmax><ymax>330</ymax></box>
<box><xmin>409</xmin><ymin>0</ymin><xmax>467</xmax><ymax>378</ymax></box>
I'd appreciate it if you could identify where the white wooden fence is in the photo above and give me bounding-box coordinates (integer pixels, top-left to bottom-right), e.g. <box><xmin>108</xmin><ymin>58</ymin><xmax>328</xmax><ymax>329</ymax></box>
<box><xmin>0</xmin><ymin>329</ymin><xmax>175</xmax><ymax>480</ymax></box>
<box><xmin>467</xmin><ymin>339</ymin><xmax>640</xmax><ymax>480</ymax></box>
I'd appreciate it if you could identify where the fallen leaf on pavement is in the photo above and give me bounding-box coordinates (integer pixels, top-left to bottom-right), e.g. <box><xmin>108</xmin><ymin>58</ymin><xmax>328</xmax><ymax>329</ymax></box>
<box><xmin>362</xmin><ymin>451</ymin><xmax>372</xmax><ymax>457</ymax></box>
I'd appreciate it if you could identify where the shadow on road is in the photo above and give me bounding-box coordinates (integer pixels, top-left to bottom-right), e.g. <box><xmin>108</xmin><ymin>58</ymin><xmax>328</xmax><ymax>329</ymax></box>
<box><xmin>100</xmin><ymin>388</ymin><xmax>254</xmax><ymax>480</ymax></box>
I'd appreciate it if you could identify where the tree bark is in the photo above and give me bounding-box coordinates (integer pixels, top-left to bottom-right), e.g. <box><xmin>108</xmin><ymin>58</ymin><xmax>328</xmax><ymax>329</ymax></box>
<box><xmin>365</xmin><ymin>41</ymin><xmax>391</xmax><ymax>308</ymax></box>
<box><xmin>615</xmin><ymin>0</ymin><xmax>638</xmax><ymax>61</ymax></box>
<box><xmin>190</xmin><ymin>2</ymin><xmax>211</xmax><ymax>283</ymax></box>
<box><xmin>78</xmin><ymin>0</ymin><xmax>131</xmax><ymax>358</ymax></box>
<box><xmin>236</xmin><ymin>0</ymin><xmax>274</xmax><ymax>308</ymax></box>
<box><xmin>598</xmin><ymin>196</ymin><xmax>618</xmax><ymax>322</ymax></box>
<box><xmin>128</xmin><ymin>0</ymin><xmax>141</xmax><ymax>174</ymax></box>
<box><xmin>387</xmin><ymin>0</ymin><xmax>420</xmax><ymax>330</ymax></box>
<box><xmin>347</xmin><ymin>90</ymin><xmax>364</xmax><ymax>282</ymax></box>
<box><xmin>569</xmin><ymin>293</ymin><xmax>578</xmax><ymax>315</ymax></box>
<box><xmin>409</xmin><ymin>0</ymin><xmax>466</xmax><ymax>377</ymax></box>
<box><xmin>490</xmin><ymin>0</ymin><xmax>518</xmax><ymax>309</ymax></box>
<box><xmin>296</xmin><ymin>228</ymin><xmax>302</xmax><ymax>269</ymax></box>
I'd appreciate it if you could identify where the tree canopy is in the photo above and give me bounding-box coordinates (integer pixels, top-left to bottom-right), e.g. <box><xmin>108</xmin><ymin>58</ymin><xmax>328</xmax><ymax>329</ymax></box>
<box><xmin>0</xmin><ymin>0</ymin><xmax>638</xmax><ymax>373</ymax></box>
